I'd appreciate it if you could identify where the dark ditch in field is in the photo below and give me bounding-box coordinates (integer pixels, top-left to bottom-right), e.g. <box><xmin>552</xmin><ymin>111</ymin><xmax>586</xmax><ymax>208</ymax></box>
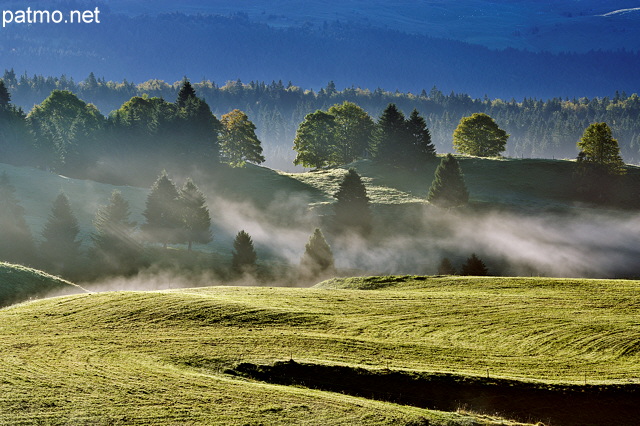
<box><xmin>227</xmin><ymin>360</ymin><xmax>639</xmax><ymax>426</ymax></box>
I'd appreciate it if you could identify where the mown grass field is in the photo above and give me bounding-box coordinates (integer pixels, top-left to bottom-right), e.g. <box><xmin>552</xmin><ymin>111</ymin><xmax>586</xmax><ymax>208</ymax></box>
<box><xmin>1</xmin><ymin>273</ymin><xmax>638</xmax><ymax>424</ymax></box>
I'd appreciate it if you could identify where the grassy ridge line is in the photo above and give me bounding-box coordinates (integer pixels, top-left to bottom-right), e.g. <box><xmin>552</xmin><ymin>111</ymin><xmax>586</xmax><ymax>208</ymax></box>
<box><xmin>0</xmin><ymin>262</ymin><xmax>88</xmax><ymax>307</ymax></box>
<box><xmin>0</xmin><ymin>292</ymin><xmax>520</xmax><ymax>425</ymax></box>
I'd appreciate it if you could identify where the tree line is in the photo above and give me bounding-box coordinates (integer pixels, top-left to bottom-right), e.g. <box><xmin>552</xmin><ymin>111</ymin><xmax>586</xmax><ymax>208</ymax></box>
<box><xmin>3</xmin><ymin>70</ymin><xmax>640</xmax><ymax>169</ymax></box>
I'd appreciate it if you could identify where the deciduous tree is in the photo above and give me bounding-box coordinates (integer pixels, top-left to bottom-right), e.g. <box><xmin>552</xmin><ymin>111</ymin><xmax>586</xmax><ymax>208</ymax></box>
<box><xmin>293</xmin><ymin>110</ymin><xmax>336</xmax><ymax>169</ymax></box>
<box><xmin>453</xmin><ymin>113</ymin><xmax>508</xmax><ymax>157</ymax></box>
<box><xmin>220</xmin><ymin>109</ymin><xmax>265</xmax><ymax>167</ymax></box>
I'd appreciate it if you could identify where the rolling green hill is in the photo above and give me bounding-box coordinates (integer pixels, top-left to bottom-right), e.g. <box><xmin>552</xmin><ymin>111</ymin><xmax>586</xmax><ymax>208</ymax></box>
<box><xmin>0</xmin><ymin>262</ymin><xmax>87</xmax><ymax>307</ymax></box>
<box><xmin>1</xmin><ymin>275</ymin><xmax>638</xmax><ymax>424</ymax></box>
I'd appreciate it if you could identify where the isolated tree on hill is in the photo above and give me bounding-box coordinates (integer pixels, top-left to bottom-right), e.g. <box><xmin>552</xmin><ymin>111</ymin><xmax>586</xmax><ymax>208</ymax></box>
<box><xmin>40</xmin><ymin>193</ymin><xmax>81</xmax><ymax>275</ymax></box>
<box><xmin>232</xmin><ymin>230</ymin><xmax>257</xmax><ymax>274</ymax></box>
<box><xmin>374</xmin><ymin>103</ymin><xmax>410</xmax><ymax>165</ymax></box>
<box><xmin>91</xmin><ymin>190</ymin><xmax>140</xmax><ymax>274</ymax></box>
<box><xmin>407</xmin><ymin>109</ymin><xmax>436</xmax><ymax>167</ymax></box>
<box><xmin>460</xmin><ymin>253</ymin><xmax>489</xmax><ymax>276</ymax></box>
<box><xmin>300</xmin><ymin>228</ymin><xmax>335</xmax><ymax>278</ymax></box>
<box><xmin>142</xmin><ymin>171</ymin><xmax>184</xmax><ymax>248</ymax></box>
<box><xmin>180</xmin><ymin>179</ymin><xmax>212</xmax><ymax>251</ymax></box>
<box><xmin>293</xmin><ymin>110</ymin><xmax>337</xmax><ymax>169</ymax></box>
<box><xmin>220</xmin><ymin>109</ymin><xmax>265</xmax><ymax>167</ymax></box>
<box><xmin>453</xmin><ymin>113</ymin><xmax>508</xmax><ymax>157</ymax></box>
<box><xmin>437</xmin><ymin>257</ymin><xmax>456</xmax><ymax>275</ymax></box>
<box><xmin>176</xmin><ymin>79</ymin><xmax>197</xmax><ymax>108</ymax></box>
<box><xmin>427</xmin><ymin>154</ymin><xmax>469</xmax><ymax>208</ymax></box>
<box><xmin>575</xmin><ymin>122</ymin><xmax>626</xmax><ymax>203</ymax></box>
<box><xmin>334</xmin><ymin>169</ymin><xmax>372</xmax><ymax>235</ymax></box>
<box><xmin>328</xmin><ymin>101</ymin><xmax>375</xmax><ymax>164</ymax></box>
<box><xmin>0</xmin><ymin>173</ymin><xmax>36</xmax><ymax>265</ymax></box>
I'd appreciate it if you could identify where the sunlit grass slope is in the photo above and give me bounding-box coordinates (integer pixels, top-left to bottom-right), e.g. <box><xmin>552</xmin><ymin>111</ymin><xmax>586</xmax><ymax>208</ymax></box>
<box><xmin>0</xmin><ymin>288</ymin><xmax>531</xmax><ymax>425</ymax></box>
<box><xmin>0</xmin><ymin>262</ymin><xmax>86</xmax><ymax>307</ymax></box>
<box><xmin>1</xmin><ymin>275</ymin><xmax>638</xmax><ymax>424</ymax></box>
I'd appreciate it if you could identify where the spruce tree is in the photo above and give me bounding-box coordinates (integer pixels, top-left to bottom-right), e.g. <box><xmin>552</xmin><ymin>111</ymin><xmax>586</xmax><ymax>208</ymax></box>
<box><xmin>231</xmin><ymin>230</ymin><xmax>257</xmax><ymax>274</ymax></box>
<box><xmin>437</xmin><ymin>257</ymin><xmax>456</xmax><ymax>275</ymax></box>
<box><xmin>0</xmin><ymin>80</ymin><xmax>11</xmax><ymax>108</ymax></box>
<box><xmin>176</xmin><ymin>79</ymin><xmax>197</xmax><ymax>108</ymax></box>
<box><xmin>373</xmin><ymin>103</ymin><xmax>409</xmax><ymax>166</ymax></box>
<box><xmin>142</xmin><ymin>171</ymin><xmax>183</xmax><ymax>248</ymax></box>
<box><xmin>460</xmin><ymin>253</ymin><xmax>489</xmax><ymax>276</ymax></box>
<box><xmin>300</xmin><ymin>228</ymin><xmax>335</xmax><ymax>278</ymax></box>
<box><xmin>0</xmin><ymin>173</ymin><xmax>36</xmax><ymax>265</ymax></box>
<box><xmin>180</xmin><ymin>179</ymin><xmax>212</xmax><ymax>251</ymax></box>
<box><xmin>407</xmin><ymin>109</ymin><xmax>436</xmax><ymax>167</ymax></box>
<box><xmin>427</xmin><ymin>154</ymin><xmax>469</xmax><ymax>208</ymax></box>
<box><xmin>40</xmin><ymin>193</ymin><xmax>81</xmax><ymax>275</ymax></box>
<box><xmin>334</xmin><ymin>169</ymin><xmax>372</xmax><ymax>235</ymax></box>
<box><xmin>91</xmin><ymin>190</ymin><xmax>140</xmax><ymax>274</ymax></box>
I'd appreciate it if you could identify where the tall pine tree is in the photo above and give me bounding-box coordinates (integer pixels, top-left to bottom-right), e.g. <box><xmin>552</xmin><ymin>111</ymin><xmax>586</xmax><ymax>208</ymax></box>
<box><xmin>91</xmin><ymin>190</ymin><xmax>140</xmax><ymax>274</ymax></box>
<box><xmin>460</xmin><ymin>253</ymin><xmax>489</xmax><ymax>276</ymax></box>
<box><xmin>374</xmin><ymin>103</ymin><xmax>409</xmax><ymax>166</ymax></box>
<box><xmin>142</xmin><ymin>171</ymin><xmax>184</xmax><ymax>248</ymax></box>
<box><xmin>0</xmin><ymin>173</ymin><xmax>36</xmax><ymax>265</ymax></box>
<box><xmin>334</xmin><ymin>169</ymin><xmax>372</xmax><ymax>235</ymax></box>
<box><xmin>180</xmin><ymin>179</ymin><xmax>212</xmax><ymax>251</ymax></box>
<box><xmin>176</xmin><ymin>79</ymin><xmax>197</xmax><ymax>108</ymax></box>
<box><xmin>300</xmin><ymin>228</ymin><xmax>335</xmax><ymax>278</ymax></box>
<box><xmin>40</xmin><ymin>193</ymin><xmax>81</xmax><ymax>276</ymax></box>
<box><xmin>427</xmin><ymin>154</ymin><xmax>469</xmax><ymax>208</ymax></box>
<box><xmin>232</xmin><ymin>230</ymin><xmax>257</xmax><ymax>274</ymax></box>
<box><xmin>407</xmin><ymin>109</ymin><xmax>436</xmax><ymax>167</ymax></box>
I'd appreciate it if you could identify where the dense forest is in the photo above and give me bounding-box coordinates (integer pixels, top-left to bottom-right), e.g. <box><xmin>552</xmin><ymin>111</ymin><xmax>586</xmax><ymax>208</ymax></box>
<box><xmin>3</xmin><ymin>71</ymin><xmax>640</xmax><ymax>171</ymax></box>
<box><xmin>1</xmin><ymin>10</ymin><xmax>639</xmax><ymax>101</ymax></box>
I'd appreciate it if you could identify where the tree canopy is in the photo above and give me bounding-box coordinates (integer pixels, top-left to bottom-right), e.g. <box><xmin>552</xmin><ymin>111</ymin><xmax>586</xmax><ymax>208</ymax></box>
<box><xmin>453</xmin><ymin>113</ymin><xmax>508</xmax><ymax>157</ymax></box>
<box><xmin>293</xmin><ymin>110</ymin><xmax>336</xmax><ymax>169</ymax></box>
<box><xmin>141</xmin><ymin>171</ymin><xmax>184</xmax><ymax>248</ymax></box>
<box><xmin>334</xmin><ymin>168</ymin><xmax>372</xmax><ymax>235</ymax></box>
<box><xmin>180</xmin><ymin>179</ymin><xmax>212</xmax><ymax>251</ymax></box>
<box><xmin>232</xmin><ymin>230</ymin><xmax>257</xmax><ymax>274</ymax></box>
<box><xmin>577</xmin><ymin>122</ymin><xmax>625</xmax><ymax>175</ymax></box>
<box><xmin>300</xmin><ymin>228</ymin><xmax>335</xmax><ymax>278</ymax></box>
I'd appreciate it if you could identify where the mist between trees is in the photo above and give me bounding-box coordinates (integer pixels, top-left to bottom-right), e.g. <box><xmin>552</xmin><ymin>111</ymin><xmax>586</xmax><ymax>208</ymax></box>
<box><xmin>3</xmin><ymin>71</ymin><xmax>640</xmax><ymax>173</ymax></box>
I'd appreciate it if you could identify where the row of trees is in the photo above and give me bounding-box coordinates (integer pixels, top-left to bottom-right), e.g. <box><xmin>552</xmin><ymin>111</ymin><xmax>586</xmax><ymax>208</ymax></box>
<box><xmin>6</xmin><ymin>72</ymin><xmax>640</xmax><ymax>167</ymax></box>
<box><xmin>0</xmin><ymin>80</ymin><xmax>265</xmax><ymax>185</ymax></box>
<box><xmin>293</xmin><ymin>102</ymin><xmax>436</xmax><ymax>169</ymax></box>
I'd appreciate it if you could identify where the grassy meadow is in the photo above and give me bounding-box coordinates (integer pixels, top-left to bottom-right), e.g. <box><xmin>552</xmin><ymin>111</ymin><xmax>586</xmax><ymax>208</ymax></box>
<box><xmin>1</xmin><ymin>272</ymin><xmax>639</xmax><ymax>424</ymax></box>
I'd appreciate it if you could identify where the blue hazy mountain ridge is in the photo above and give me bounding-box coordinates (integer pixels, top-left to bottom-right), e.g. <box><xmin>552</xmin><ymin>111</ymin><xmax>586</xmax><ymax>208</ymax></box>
<box><xmin>104</xmin><ymin>0</ymin><xmax>640</xmax><ymax>53</ymax></box>
<box><xmin>0</xmin><ymin>1</ymin><xmax>638</xmax><ymax>98</ymax></box>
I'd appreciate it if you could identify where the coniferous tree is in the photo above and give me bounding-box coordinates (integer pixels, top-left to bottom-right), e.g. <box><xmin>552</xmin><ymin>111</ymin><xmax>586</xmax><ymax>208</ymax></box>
<box><xmin>460</xmin><ymin>253</ymin><xmax>489</xmax><ymax>276</ymax></box>
<box><xmin>427</xmin><ymin>154</ymin><xmax>469</xmax><ymax>208</ymax></box>
<box><xmin>91</xmin><ymin>190</ymin><xmax>140</xmax><ymax>274</ymax></box>
<box><xmin>437</xmin><ymin>257</ymin><xmax>456</xmax><ymax>275</ymax></box>
<box><xmin>180</xmin><ymin>179</ymin><xmax>212</xmax><ymax>251</ymax></box>
<box><xmin>40</xmin><ymin>193</ymin><xmax>81</xmax><ymax>275</ymax></box>
<box><xmin>300</xmin><ymin>228</ymin><xmax>335</xmax><ymax>278</ymax></box>
<box><xmin>176</xmin><ymin>79</ymin><xmax>197</xmax><ymax>108</ymax></box>
<box><xmin>142</xmin><ymin>171</ymin><xmax>184</xmax><ymax>248</ymax></box>
<box><xmin>407</xmin><ymin>109</ymin><xmax>436</xmax><ymax>167</ymax></box>
<box><xmin>374</xmin><ymin>103</ymin><xmax>410</xmax><ymax>166</ymax></box>
<box><xmin>0</xmin><ymin>80</ymin><xmax>11</xmax><ymax>108</ymax></box>
<box><xmin>219</xmin><ymin>109</ymin><xmax>265</xmax><ymax>167</ymax></box>
<box><xmin>0</xmin><ymin>173</ymin><xmax>36</xmax><ymax>265</ymax></box>
<box><xmin>231</xmin><ymin>230</ymin><xmax>257</xmax><ymax>274</ymax></box>
<box><xmin>334</xmin><ymin>169</ymin><xmax>372</xmax><ymax>235</ymax></box>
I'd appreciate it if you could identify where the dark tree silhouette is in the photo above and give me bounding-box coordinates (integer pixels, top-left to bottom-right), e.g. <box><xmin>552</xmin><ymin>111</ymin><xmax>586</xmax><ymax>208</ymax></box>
<box><xmin>0</xmin><ymin>173</ymin><xmax>36</xmax><ymax>265</ymax></box>
<box><xmin>437</xmin><ymin>257</ymin><xmax>456</xmax><ymax>275</ymax></box>
<box><xmin>460</xmin><ymin>253</ymin><xmax>489</xmax><ymax>276</ymax></box>
<box><xmin>300</xmin><ymin>228</ymin><xmax>335</xmax><ymax>278</ymax></box>
<box><xmin>334</xmin><ymin>168</ymin><xmax>372</xmax><ymax>235</ymax></box>
<box><xmin>180</xmin><ymin>179</ymin><xmax>212</xmax><ymax>251</ymax></box>
<box><xmin>176</xmin><ymin>79</ymin><xmax>197</xmax><ymax>108</ymax></box>
<box><xmin>407</xmin><ymin>109</ymin><xmax>436</xmax><ymax>167</ymax></box>
<box><xmin>142</xmin><ymin>171</ymin><xmax>184</xmax><ymax>248</ymax></box>
<box><xmin>374</xmin><ymin>103</ymin><xmax>409</xmax><ymax>166</ymax></box>
<box><xmin>232</xmin><ymin>230</ymin><xmax>257</xmax><ymax>274</ymax></box>
<box><xmin>40</xmin><ymin>193</ymin><xmax>81</xmax><ymax>276</ymax></box>
<box><xmin>427</xmin><ymin>154</ymin><xmax>469</xmax><ymax>208</ymax></box>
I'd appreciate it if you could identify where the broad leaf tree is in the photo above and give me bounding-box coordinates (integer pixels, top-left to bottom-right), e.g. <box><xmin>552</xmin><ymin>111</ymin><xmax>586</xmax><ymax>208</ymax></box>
<box><xmin>327</xmin><ymin>101</ymin><xmax>375</xmax><ymax>165</ymax></box>
<box><xmin>220</xmin><ymin>109</ymin><xmax>265</xmax><ymax>167</ymax></box>
<box><xmin>293</xmin><ymin>110</ymin><xmax>337</xmax><ymax>169</ymax></box>
<box><xmin>453</xmin><ymin>113</ymin><xmax>508</xmax><ymax>157</ymax></box>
